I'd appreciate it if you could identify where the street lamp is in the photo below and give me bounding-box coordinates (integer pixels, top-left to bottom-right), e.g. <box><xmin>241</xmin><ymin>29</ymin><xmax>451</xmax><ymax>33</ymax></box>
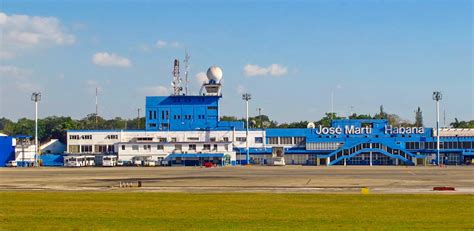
<box><xmin>31</xmin><ymin>92</ymin><xmax>41</xmax><ymax>167</ymax></box>
<box><xmin>242</xmin><ymin>93</ymin><xmax>251</xmax><ymax>165</ymax></box>
<box><xmin>432</xmin><ymin>91</ymin><xmax>442</xmax><ymax>166</ymax></box>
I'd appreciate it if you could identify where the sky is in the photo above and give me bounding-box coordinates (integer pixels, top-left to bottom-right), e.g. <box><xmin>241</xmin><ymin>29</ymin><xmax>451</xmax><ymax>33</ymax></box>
<box><xmin>0</xmin><ymin>0</ymin><xmax>472</xmax><ymax>127</ymax></box>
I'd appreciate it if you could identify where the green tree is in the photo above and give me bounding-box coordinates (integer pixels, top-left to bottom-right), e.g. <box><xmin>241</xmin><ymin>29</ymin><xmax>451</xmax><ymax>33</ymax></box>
<box><xmin>374</xmin><ymin>105</ymin><xmax>387</xmax><ymax>119</ymax></box>
<box><xmin>349</xmin><ymin>113</ymin><xmax>373</xmax><ymax>119</ymax></box>
<box><xmin>451</xmin><ymin>119</ymin><xmax>474</xmax><ymax>128</ymax></box>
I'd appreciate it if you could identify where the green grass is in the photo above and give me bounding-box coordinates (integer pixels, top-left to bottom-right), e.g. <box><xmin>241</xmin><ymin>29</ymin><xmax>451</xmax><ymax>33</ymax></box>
<box><xmin>0</xmin><ymin>192</ymin><xmax>473</xmax><ymax>230</ymax></box>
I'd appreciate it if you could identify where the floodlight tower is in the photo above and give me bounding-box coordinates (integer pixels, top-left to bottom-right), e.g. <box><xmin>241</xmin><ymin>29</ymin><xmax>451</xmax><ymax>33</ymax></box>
<box><xmin>432</xmin><ymin>91</ymin><xmax>442</xmax><ymax>165</ymax></box>
<box><xmin>31</xmin><ymin>92</ymin><xmax>41</xmax><ymax>167</ymax></box>
<box><xmin>242</xmin><ymin>93</ymin><xmax>252</xmax><ymax>165</ymax></box>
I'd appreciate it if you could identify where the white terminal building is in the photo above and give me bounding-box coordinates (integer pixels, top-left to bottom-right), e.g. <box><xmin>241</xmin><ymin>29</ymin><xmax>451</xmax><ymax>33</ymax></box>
<box><xmin>66</xmin><ymin>62</ymin><xmax>474</xmax><ymax>166</ymax></box>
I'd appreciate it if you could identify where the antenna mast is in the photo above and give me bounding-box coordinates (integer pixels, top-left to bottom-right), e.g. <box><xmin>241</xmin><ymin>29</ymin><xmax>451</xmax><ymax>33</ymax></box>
<box><xmin>184</xmin><ymin>51</ymin><xmax>190</xmax><ymax>95</ymax></box>
<box><xmin>172</xmin><ymin>59</ymin><xmax>183</xmax><ymax>95</ymax></box>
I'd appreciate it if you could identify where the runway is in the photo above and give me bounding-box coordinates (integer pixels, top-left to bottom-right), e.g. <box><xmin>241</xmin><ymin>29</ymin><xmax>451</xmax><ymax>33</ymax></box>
<box><xmin>1</xmin><ymin>166</ymin><xmax>473</xmax><ymax>193</ymax></box>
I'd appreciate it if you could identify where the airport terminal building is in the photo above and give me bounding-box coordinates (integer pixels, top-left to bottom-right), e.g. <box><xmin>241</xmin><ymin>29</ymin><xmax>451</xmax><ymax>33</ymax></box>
<box><xmin>65</xmin><ymin>65</ymin><xmax>474</xmax><ymax>166</ymax></box>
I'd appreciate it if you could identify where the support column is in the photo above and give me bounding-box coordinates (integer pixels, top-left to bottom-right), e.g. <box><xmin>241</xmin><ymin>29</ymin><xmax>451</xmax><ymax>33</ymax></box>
<box><xmin>326</xmin><ymin>157</ymin><xmax>330</xmax><ymax>166</ymax></box>
<box><xmin>316</xmin><ymin>157</ymin><xmax>320</xmax><ymax>166</ymax></box>
<box><xmin>413</xmin><ymin>158</ymin><xmax>417</xmax><ymax>166</ymax></box>
<box><xmin>369</xmin><ymin>152</ymin><xmax>373</xmax><ymax>166</ymax></box>
<box><xmin>395</xmin><ymin>158</ymin><xmax>399</xmax><ymax>166</ymax></box>
<box><xmin>344</xmin><ymin>158</ymin><xmax>347</xmax><ymax>166</ymax></box>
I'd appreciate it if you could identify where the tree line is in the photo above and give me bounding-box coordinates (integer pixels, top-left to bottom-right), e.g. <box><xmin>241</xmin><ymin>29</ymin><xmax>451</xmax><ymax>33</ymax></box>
<box><xmin>0</xmin><ymin>105</ymin><xmax>472</xmax><ymax>144</ymax></box>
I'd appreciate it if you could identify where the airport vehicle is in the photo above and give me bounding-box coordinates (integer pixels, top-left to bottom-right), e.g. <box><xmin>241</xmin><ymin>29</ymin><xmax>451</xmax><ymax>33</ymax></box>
<box><xmin>6</xmin><ymin>160</ymin><xmax>17</xmax><ymax>167</ymax></box>
<box><xmin>64</xmin><ymin>156</ymin><xmax>85</xmax><ymax>167</ymax></box>
<box><xmin>102</xmin><ymin>155</ymin><xmax>117</xmax><ymax>167</ymax></box>
<box><xmin>84</xmin><ymin>155</ymin><xmax>96</xmax><ymax>166</ymax></box>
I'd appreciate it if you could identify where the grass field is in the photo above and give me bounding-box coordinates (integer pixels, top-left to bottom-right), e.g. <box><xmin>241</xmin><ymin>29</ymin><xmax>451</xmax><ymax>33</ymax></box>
<box><xmin>0</xmin><ymin>192</ymin><xmax>473</xmax><ymax>230</ymax></box>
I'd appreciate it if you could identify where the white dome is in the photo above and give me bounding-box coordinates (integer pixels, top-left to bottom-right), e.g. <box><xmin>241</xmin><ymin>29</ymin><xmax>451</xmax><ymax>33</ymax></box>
<box><xmin>206</xmin><ymin>66</ymin><xmax>223</xmax><ymax>83</ymax></box>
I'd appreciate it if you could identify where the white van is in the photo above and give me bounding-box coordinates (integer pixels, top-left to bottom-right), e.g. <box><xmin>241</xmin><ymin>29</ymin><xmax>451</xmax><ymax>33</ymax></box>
<box><xmin>102</xmin><ymin>155</ymin><xmax>117</xmax><ymax>167</ymax></box>
<box><xmin>64</xmin><ymin>156</ymin><xmax>85</xmax><ymax>167</ymax></box>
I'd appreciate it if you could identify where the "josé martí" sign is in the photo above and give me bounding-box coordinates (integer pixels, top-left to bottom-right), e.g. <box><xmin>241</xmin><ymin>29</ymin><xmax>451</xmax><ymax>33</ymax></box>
<box><xmin>314</xmin><ymin>125</ymin><xmax>424</xmax><ymax>135</ymax></box>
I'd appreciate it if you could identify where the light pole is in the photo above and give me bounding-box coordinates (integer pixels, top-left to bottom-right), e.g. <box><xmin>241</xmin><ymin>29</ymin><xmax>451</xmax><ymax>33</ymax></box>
<box><xmin>432</xmin><ymin>91</ymin><xmax>442</xmax><ymax>166</ymax></box>
<box><xmin>31</xmin><ymin>92</ymin><xmax>41</xmax><ymax>167</ymax></box>
<box><xmin>242</xmin><ymin>93</ymin><xmax>251</xmax><ymax>165</ymax></box>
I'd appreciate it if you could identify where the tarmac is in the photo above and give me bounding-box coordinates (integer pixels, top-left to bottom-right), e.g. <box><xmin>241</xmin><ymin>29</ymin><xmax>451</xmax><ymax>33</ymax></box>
<box><xmin>0</xmin><ymin>165</ymin><xmax>473</xmax><ymax>194</ymax></box>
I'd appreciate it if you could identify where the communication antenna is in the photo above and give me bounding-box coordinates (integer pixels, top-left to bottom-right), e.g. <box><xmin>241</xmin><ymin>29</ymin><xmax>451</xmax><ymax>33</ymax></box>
<box><xmin>443</xmin><ymin>110</ymin><xmax>446</xmax><ymax>128</ymax></box>
<box><xmin>184</xmin><ymin>51</ymin><xmax>190</xmax><ymax>95</ymax></box>
<box><xmin>172</xmin><ymin>59</ymin><xmax>183</xmax><ymax>95</ymax></box>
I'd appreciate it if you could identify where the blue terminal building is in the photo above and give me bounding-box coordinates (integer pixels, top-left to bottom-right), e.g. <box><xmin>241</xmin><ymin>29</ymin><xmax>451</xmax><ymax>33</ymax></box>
<box><xmin>65</xmin><ymin>64</ymin><xmax>474</xmax><ymax>167</ymax></box>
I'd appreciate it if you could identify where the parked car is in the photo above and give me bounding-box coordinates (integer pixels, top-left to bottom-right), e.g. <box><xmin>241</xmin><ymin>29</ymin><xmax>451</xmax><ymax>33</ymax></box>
<box><xmin>6</xmin><ymin>160</ymin><xmax>17</xmax><ymax>167</ymax></box>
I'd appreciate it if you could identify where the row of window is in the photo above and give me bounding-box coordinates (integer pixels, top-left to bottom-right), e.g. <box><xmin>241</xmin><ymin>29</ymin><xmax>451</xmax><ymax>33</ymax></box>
<box><xmin>307</xmin><ymin>142</ymin><xmax>342</xmax><ymax>150</ymax></box>
<box><xmin>151</xmin><ymin>110</ymin><xmax>210</xmax><ymax>121</ymax></box>
<box><xmin>69</xmin><ymin>145</ymin><xmax>115</xmax><ymax>153</ymax></box>
<box><xmin>122</xmin><ymin>144</ymin><xmax>227</xmax><ymax>152</ymax></box>
<box><xmin>406</xmin><ymin>141</ymin><xmax>474</xmax><ymax>150</ymax></box>
<box><xmin>268</xmin><ymin>137</ymin><xmax>306</xmax><ymax>145</ymax></box>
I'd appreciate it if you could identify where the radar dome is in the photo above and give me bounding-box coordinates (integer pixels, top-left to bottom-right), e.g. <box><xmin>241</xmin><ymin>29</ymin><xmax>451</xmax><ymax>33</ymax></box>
<box><xmin>206</xmin><ymin>66</ymin><xmax>223</xmax><ymax>83</ymax></box>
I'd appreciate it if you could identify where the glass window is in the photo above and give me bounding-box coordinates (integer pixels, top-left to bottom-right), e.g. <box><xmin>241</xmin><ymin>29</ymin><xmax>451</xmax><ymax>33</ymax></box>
<box><xmin>132</xmin><ymin>145</ymin><xmax>139</xmax><ymax>151</ymax></box>
<box><xmin>255</xmin><ymin>137</ymin><xmax>263</xmax><ymax>143</ymax></box>
<box><xmin>203</xmin><ymin>144</ymin><xmax>211</xmax><ymax>150</ymax></box>
<box><xmin>236</xmin><ymin>137</ymin><xmax>246</xmax><ymax>142</ymax></box>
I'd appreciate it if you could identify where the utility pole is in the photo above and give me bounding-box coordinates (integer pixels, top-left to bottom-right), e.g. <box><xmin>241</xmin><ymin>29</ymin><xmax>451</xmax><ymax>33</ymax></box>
<box><xmin>31</xmin><ymin>92</ymin><xmax>41</xmax><ymax>167</ymax></box>
<box><xmin>242</xmin><ymin>93</ymin><xmax>252</xmax><ymax>165</ymax></box>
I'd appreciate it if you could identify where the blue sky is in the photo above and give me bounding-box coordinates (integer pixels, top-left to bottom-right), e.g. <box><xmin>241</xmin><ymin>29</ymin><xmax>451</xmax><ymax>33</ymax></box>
<box><xmin>0</xmin><ymin>0</ymin><xmax>472</xmax><ymax>127</ymax></box>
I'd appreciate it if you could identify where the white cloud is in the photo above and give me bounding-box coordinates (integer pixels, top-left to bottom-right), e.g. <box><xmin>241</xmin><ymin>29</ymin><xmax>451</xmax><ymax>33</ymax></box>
<box><xmin>0</xmin><ymin>65</ymin><xmax>32</xmax><ymax>78</ymax></box>
<box><xmin>195</xmin><ymin>72</ymin><xmax>208</xmax><ymax>84</ymax></box>
<box><xmin>155</xmin><ymin>40</ymin><xmax>180</xmax><ymax>48</ymax></box>
<box><xmin>142</xmin><ymin>86</ymin><xmax>170</xmax><ymax>96</ymax></box>
<box><xmin>0</xmin><ymin>65</ymin><xmax>41</xmax><ymax>92</ymax></box>
<box><xmin>243</xmin><ymin>64</ymin><xmax>288</xmax><ymax>77</ymax></box>
<box><xmin>0</xmin><ymin>12</ymin><xmax>75</xmax><ymax>59</ymax></box>
<box><xmin>92</xmin><ymin>52</ymin><xmax>131</xmax><ymax>67</ymax></box>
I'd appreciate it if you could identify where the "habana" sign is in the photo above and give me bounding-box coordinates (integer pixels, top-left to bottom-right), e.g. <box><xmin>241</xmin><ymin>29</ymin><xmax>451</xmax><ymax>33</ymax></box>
<box><xmin>315</xmin><ymin>125</ymin><xmax>424</xmax><ymax>135</ymax></box>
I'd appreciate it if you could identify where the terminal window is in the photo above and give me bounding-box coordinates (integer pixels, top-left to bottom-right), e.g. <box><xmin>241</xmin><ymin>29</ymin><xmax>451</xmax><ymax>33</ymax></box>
<box><xmin>80</xmin><ymin>145</ymin><xmax>92</xmax><ymax>153</ymax></box>
<box><xmin>268</xmin><ymin>137</ymin><xmax>278</xmax><ymax>144</ymax></box>
<box><xmin>236</xmin><ymin>137</ymin><xmax>246</xmax><ymax>142</ymax></box>
<box><xmin>189</xmin><ymin>144</ymin><xmax>196</xmax><ymax>151</ymax></box>
<box><xmin>157</xmin><ymin>145</ymin><xmax>164</xmax><ymax>150</ymax></box>
<box><xmin>280</xmin><ymin>137</ymin><xmax>292</xmax><ymax>145</ymax></box>
<box><xmin>203</xmin><ymin>144</ymin><xmax>211</xmax><ymax>150</ymax></box>
<box><xmin>69</xmin><ymin>145</ymin><xmax>80</xmax><ymax>153</ymax></box>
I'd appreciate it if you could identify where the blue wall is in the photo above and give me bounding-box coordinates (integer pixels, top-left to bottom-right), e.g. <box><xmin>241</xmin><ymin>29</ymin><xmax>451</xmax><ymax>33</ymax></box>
<box><xmin>0</xmin><ymin>136</ymin><xmax>14</xmax><ymax>167</ymax></box>
<box><xmin>40</xmin><ymin>154</ymin><xmax>64</xmax><ymax>166</ymax></box>
<box><xmin>146</xmin><ymin>95</ymin><xmax>221</xmax><ymax>131</ymax></box>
